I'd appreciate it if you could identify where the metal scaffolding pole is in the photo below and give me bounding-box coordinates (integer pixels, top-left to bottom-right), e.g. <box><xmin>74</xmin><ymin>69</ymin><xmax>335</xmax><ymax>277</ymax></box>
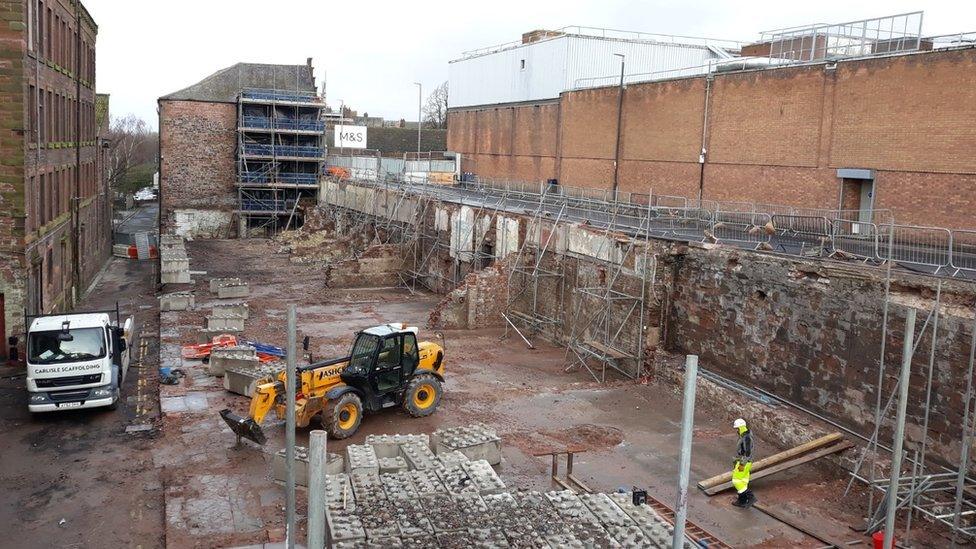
<box><xmin>883</xmin><ymin>307</ymin><xmax>917</xmax><ymax>549</ymax></box>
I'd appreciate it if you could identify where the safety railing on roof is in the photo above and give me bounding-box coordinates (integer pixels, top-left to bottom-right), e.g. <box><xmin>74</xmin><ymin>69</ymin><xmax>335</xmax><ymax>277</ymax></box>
<box><xmin>321</xmin><ymin>171</ymin><xmax>976</xmax><ymax>279</ymax></box>
<box><xmin>240</xmin><ymin>88</ymin><xmax>321</xmax><ymax>103</ymax></box>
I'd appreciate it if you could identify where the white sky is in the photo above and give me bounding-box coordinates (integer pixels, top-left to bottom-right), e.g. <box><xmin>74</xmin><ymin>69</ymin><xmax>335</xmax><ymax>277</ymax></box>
<box><xmin>82</xmin><ymin>0</ymin><xmax>975</xmax><ymax>129</ymax></box>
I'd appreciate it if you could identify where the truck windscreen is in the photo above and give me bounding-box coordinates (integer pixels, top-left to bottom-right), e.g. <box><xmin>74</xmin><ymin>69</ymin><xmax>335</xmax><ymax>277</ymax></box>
<box><xmin>28</xmin><ymin>328</ymin><xmax>107</xmax><ymax>364</ymax></box>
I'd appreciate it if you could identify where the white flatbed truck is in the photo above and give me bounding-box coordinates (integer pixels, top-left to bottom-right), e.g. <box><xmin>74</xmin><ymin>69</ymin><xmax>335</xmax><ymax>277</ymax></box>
<box><xmin>25</xmin><ymin>307</ymin><xmax>134</xmax><ymax>412</ymax></box>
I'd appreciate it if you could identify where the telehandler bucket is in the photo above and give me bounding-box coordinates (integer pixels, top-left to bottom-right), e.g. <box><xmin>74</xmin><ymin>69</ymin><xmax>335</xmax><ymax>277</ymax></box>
<box><xmin>220</xmin><ymin>408</ymin><xmax>267</xmax><ymax>445</ymax></box>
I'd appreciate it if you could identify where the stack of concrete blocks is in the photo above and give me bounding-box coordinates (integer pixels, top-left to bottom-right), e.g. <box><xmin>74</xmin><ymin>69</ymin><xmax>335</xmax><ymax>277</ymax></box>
<box><xmin>211</xmin><ymin>277</ymin><xmax>249</xmax><ymax>299</ymax></box>
<box><xmin>205</xmin><ymin>312</ymin><xmax>245</xmax><ymax>332</ymax></box>
<box><xmin>212</xmin><ymin>301</ymin><xmax>249</xmax><ymax>319</ymax></box>
<box><xmin>431</xmin><ymin>423</ymin><xmax>502</xmax><ymax>465</ymax></box>
<box><xmin>323</xmin><ymin>424</ymin><xmax>695</xmax><ymax>549</ymax></box>
<box><xmin>223</xmin><ymin>361</ymin><xmax>283</xmax><ymax>396</ymax></box>
<box><xmin>378</xmin><ymin>457</ymin><xmax>408</xmax><ymax>474</ymax></box>
<box><xmin>272</xmin><ymin>447</ymin><xmax>343</xmax><ymax>486</ymax></box>
<box><xmin>159</xmin><ymin>291</ymin><xmax>194</xmax><ymax>312</ymax></box>
<box><xmin>160</xmin><ymin>236</ymin><xmax>191</xmax><ymax>284</ymax></box>
<box><xmin>207</xmin><ymin>345</ymin><xmax>257</xmax><ymax>377</ymax></box>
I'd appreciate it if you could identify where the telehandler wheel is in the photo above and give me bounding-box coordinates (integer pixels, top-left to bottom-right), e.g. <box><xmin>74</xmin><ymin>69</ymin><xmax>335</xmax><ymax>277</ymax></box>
<box><xmin>403</xmin><ymin>374</ymin><xmax>442</xmax><ymax>418</ymax></box>
<box><xmin>324</xmin><ymin>392</ymin><xmax>363</xmax><ymax>439</ymax></box>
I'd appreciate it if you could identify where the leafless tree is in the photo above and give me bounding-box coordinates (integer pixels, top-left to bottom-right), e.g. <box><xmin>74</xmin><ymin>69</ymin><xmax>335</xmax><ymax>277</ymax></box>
<box><xmin>422</xmin><ymin>81</ymin><xmax>448</xmax><ymax>129</ymax></box>
<box><xmin>105</xmin><ymin>114</ymin><xmax>157</xmax><ymax>191</ymax></box>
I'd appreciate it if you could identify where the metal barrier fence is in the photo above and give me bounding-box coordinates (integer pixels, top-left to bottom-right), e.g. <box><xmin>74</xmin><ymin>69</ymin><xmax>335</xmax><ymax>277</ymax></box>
<box><xmin>329</xmin><ymin>175</ymin><xmax>976</xmax><ymax>280</ymax></box>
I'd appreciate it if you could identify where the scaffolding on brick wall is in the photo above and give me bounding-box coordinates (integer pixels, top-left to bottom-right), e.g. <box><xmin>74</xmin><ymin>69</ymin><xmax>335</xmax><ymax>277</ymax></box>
<box><xmin>502</xmin><ymin>187</ymin><xmax>568</xmax><ymax>345</ymax></box>
<box><xmin>562</xmin><ymin>198</ymin><xmax>657</xmax><ymax>382</ymax></box>
<box><xmin>399</xmin><ymin>182</ymin><xmax>506</xmax><ymax>293</ymax></box>
<box><xmin>236</xmin><ymin>87</ymin><xmax>325</xmax><ymax>236</ymax></box>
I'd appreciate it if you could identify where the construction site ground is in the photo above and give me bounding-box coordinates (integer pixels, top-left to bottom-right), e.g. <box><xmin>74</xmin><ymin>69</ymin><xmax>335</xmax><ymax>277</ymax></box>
<box><xmin>0</xmin><ymin>258</ymin><xmax>164</xmax><ymax>548</ymax></box>
<box><xmin>148</xmin><ymin>236</ymin><xmax>909</xmax><ymax>548</ymax></box>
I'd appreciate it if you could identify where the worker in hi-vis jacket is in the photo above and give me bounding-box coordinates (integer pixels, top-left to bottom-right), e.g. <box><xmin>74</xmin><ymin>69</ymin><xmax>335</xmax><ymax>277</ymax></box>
<box><xmin>731</xmin><ymin>418</ymin><xmax>756</xmax><ymax>507</ymax></box>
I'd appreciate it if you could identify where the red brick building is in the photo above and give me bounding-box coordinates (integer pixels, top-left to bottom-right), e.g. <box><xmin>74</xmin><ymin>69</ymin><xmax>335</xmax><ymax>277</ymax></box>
<box><xmin>158</xmin><ymin>60</ymin><xmax>322</xmax><ymax>239</ymax></box>
<box><xmin>0</xmin><ymin>0</ymin><xmax>112</xmax><ymax>358</ymax></box>
<box><xmin>448</xmin><ymin>44</ymin><xmax>976</xmax><ymax>231</ymax></box>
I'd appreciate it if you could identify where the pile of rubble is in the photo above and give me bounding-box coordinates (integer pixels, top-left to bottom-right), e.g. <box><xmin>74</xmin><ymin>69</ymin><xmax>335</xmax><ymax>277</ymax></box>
<box><xmin>279</xmin><ymin>424</ymin><xmax>693</xmax><ymax>548</ymax></box>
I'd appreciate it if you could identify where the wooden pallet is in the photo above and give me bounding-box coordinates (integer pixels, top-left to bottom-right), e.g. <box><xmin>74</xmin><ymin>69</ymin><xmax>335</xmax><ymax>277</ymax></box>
<box><xmin>644</xmin><ymin>493</ymin><xmax>734</xmax><ymax>549</ymax></box>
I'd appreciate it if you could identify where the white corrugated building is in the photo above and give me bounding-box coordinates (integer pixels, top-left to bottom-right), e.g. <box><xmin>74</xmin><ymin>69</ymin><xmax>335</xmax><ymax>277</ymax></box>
<box><xmin>448</xmin><ymin>27</ymin><xmax>742</xmax><ymax>108</ymax></box>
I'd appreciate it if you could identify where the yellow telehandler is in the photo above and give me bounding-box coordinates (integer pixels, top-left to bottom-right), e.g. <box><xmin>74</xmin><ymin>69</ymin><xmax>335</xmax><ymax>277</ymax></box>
<box><xmin>220</xmin><ymin>323</ymin><xmax>444</xmax><ymax>443</ymax></box>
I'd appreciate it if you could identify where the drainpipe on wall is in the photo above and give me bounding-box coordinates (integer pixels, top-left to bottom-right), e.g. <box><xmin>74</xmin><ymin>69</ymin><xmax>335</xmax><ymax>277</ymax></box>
<box><xmin>72</xmin><ymin>2</ymin><xmax>82</xmax><ymax>306</ymax></box>
<box><xmin>697</xmin><ymin>73</ymin><xmax>713</xmax><ymax>203</ymax></box>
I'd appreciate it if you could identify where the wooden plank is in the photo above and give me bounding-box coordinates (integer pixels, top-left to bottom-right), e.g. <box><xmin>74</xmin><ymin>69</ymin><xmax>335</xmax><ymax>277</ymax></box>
<box><xmin>697</xmin><ymin>432</ymin><xmax>844</xmax><ymax>490</ymax></box>
<box><xmin>583</xmin><ymin>339</ymin><xmax>631</xmax><ymax>359</ymax></box>
<box><xmin>704</xmin><ymin>440</ymin><xmax>854</xmax><ymax>495</ymax></box>
<box><xmin>753</xmin><ymin>502</ymin><xmax>849</xmax><ymax>548</ymax></box>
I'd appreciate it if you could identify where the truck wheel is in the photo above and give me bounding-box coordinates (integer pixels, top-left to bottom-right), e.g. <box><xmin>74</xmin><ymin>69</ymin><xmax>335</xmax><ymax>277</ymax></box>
<box><xmin>324</xmin><ymin>392</ymin><xmax>363</xmax><ymax>439</ymax></box>
<box><xmin>403</xmin><ymin>374</ymin><xmax>442</xmax><ymax>418</ymax></box>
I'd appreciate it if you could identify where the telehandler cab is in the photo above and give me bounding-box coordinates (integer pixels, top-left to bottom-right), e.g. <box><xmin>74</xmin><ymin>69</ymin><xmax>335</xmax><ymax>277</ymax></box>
<box><xmin>220</xmin><ymin>323</ymin><xmax>444</xmax><ymax>443</ymax></box>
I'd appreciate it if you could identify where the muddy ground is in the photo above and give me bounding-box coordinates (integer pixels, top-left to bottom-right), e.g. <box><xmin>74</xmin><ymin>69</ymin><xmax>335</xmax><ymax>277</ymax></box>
<box><xmin>0</xmin><ymin>232</ymin><xmax>945</xmax><ymax>548</ymax></box>
<box><xmin>153</xmin><ymin>237</ymin><xmax>929</xmax><ymax>548</ymax></box>
<box><xmin>0</xmin><ymin>258</ymin><xmax>163</xmax><ymax>549</ymax></box>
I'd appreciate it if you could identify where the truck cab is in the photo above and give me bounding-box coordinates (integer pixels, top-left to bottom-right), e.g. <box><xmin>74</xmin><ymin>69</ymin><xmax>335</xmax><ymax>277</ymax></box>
<box><xmin>26</xmin><ymin>312</ymin><xmax>133</xmax><ymax>413</ymax></box>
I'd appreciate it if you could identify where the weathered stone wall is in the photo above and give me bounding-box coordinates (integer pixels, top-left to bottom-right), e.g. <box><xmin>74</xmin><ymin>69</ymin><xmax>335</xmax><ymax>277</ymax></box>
<box><xmin>668</xmin><ymin>244</ymin><xmax>976</xmax><ymax>467</ymax></box>
<box><xmin>158</xmin><ymin>99</ymin><xmax>237</xmax><ymax>238</ymax></box>
<box><xmin>322</xmin><ymin>180</ymin><xmax>976</xmax><ymax>468</ymax></box>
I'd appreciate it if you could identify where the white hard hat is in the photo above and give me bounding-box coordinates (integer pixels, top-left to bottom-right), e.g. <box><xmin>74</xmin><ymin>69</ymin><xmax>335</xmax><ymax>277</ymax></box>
<box><xmin>732</xmin><ymin>418</ymin><xmax>747</xmax><ymax>429</ymax></box>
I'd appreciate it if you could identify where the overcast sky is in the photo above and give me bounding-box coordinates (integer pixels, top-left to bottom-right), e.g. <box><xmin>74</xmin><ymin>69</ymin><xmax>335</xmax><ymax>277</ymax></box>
<box><xmin>83</xmin><ymin>0</ymin><xmax>973</xmax><ymax>128</ymax></box>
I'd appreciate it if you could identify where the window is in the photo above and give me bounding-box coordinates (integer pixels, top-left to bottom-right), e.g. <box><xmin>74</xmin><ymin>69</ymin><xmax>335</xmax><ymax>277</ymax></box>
<box><xmin>28</xmin><ymin>327</ymin><xmax>107</xmax><ymax>365</ymax></box>
<box><xmin>28</xmin><ymin>85</ymin><xmax>36</xmax><ymax>140</ymax></box>
<box><xmin>27</xmin><ymin>0</ymin><xmax>34</xmax><ymax>52</ymax></box>
<box><xmin>45</xmin><ymin>7</ymin><xmax>52</xmax><ymax>60</ymax></box>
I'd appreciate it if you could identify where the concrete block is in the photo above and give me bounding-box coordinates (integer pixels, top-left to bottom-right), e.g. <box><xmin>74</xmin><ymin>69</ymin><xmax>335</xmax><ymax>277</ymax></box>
<box><xmin>545</xmin><ymin>490</ymin><xmax>599</xmax><ymax>524</ymax></box>
<box><xmin>399</xmin><ymin>441</ymin><xmax>438</xmax><ymax>470</ymax></box>
<box><xmin>325</xmin><ymin>473</ymin><xmax>354</xmax><ymax>511</ymax></box>
<box><xmin>210</xmin><ymin>277</ymin><xmax>242</xmax><ymax>293</ymax></box>
<box><xmin>223</xmin><ymin>363</ymin><xmax>281</xmax><ymax>396</ymax></box>
<box><xmin>513</xmin><ymin>491</ymin><xmax>564</xmax><ymax>536</ymax></box>
<box><xmin>161</xmin><ymin>270</ymin><xmax>191</xmax><ymax>284</ymax></box>
<box><xmin>197</xmin><ymin>327</ymin><xmax>243</xmax><ymax>344</ymax></box>
<box><xmin>160</xmin><ymin>234</ymin><xmax>185</xmax><ymax>247</ymax></box>
<box><xmin>434</xmin><ymin>465</ymin><xmax>477</xmax><ymax>495</ymax></box>
<box><xmin>206</xmin><ymin>314</ymin><xmax>245</xmax><ymax>331</ymax></box>
<box><xmin>212</xmin><ymin>301</ymin><xmax>249</xmax><ymax>319</ymax></box>
<box><xmin>365</xmin><ymin>433</ymin><xmax>430</xmax><ymax>459</ymax></box>
<box><xmin>421</xmin><ymin>492</ymin><xmax>467</xmax><ymax>533</ymax></box>
<box><xmin>272</xmin><ymin>446</ymin><xmax>309</xmax><ymax>486</ymax></box>
<box><xmin>482</xmin><ymin>492</ymin><xmax>521</xmax><ymax>530</ymax></box>
<box><xmin>432</xmin><ymin>423</ymin><xmax>502</xmax><ymax>465</ymax></box>
<box><xmin>608</xmin><ymin>492</ymin><xmax>688</xmax><ymax>548</ymax></box>
<box><xmin>326</xmin><ymin>507</ymin><xmax>366</xmax><ymax>542</ymax></box>
<box><xmin>217</xmin><ymin>282</ymin><xmax>249</xmax><ymax>299</ymax></box>
<box><xmin>461</xmin><ymin>459</ymin><xmax>506</xmax><ymax>494</ymax></box>
<box><xmin>350</xmin><ymin>471</ymin><xmax>385</xmax><ymax>505</ymax></box>
<box><xmin>392</xmin><ymin>496</ymin><xmax>434</xmax><ymax>537</ymax></box>
<box><xmin>467</xmin><ymin>528</ymin><xmax>509</xmax><ymax>548</ymax></box>
<box><xmin>566</xmin><ymin>522</ymin><xmax>619</xmax><ymax>548</ymax></box>
<box><xmin>161</xmin><ymin>256</ymin><xmax>189</xmax><ymax>272</ymax></box>
<box><xmin>208</xmin><ymin>345</ymin><xmax>258</xmax><ymax>376</ymax></box>
<box><xmin>380</xmin><ymin>471</ymin><xmax>420</xmax><ymax>501</ymax></box>
<box><xmin>346</xmin><ymin>444</ymin><xmax>379</xmax><ymax>475</ymax></box>
<box><xmin>378</xmin><ymin>456</ymin><xmax>408</xmax><ymax>474</ymax></box>
<box><xmin>437</xmin><ymin>450</ymin><xmax>469</xmax><ymax>467</ymax></box>
<box><xmin>405</xmin><ymin>469</ymin><xmax>446</xmax><ymax>495</ymax></box>
<box><xmin>159</xmin><ymin>292</ymin><xmax>194</xmax><ymax>311</ymax></box>
<box><xmin>546</xmin><ymin>534</ymin><xmax>585</xmax><ymax>548</ymax></box>
<box><xmin>326</xmin><ymin>452</ymin><xmax>345</xmax><ymax>475</ymax></box>
<box><xmin>578</xmin><ymin>492</ymin><xmax>634</xmax><ymax>527</ymax></box>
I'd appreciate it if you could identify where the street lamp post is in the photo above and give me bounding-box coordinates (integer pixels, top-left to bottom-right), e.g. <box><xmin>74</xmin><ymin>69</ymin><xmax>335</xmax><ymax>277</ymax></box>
<box><xmin>414</xmin><ymin>82</ymin><xmax>422</xmax><ymax>155</ymax></box>
<box><xmin>612</xmin><ymin>53</ymin><xmax>625</xmax><ymax>199</ymax></box>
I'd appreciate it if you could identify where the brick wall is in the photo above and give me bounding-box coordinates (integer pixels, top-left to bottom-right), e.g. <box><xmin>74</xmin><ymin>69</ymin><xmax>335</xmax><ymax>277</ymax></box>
<box><xmin>447</xmin><ymin>47</ymin><xmax>976</xmax><ymax>230</ymax></box>
<box><xmin>0</xmin><ymin>0</ymin><xmax>110</xmax><ymax>355</ymax></box>
<box><xmin>158</xmin><ymin>100</ymin><xmax>237</xmax><ymax>235</ymax></box>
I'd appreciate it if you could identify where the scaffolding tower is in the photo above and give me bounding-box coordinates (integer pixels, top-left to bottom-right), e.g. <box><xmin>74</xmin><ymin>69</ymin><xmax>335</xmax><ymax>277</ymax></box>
<box><xmin>236</xmin><ymin>87</ymin><xmax>326</xmax><ymax>236</ymax></box>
